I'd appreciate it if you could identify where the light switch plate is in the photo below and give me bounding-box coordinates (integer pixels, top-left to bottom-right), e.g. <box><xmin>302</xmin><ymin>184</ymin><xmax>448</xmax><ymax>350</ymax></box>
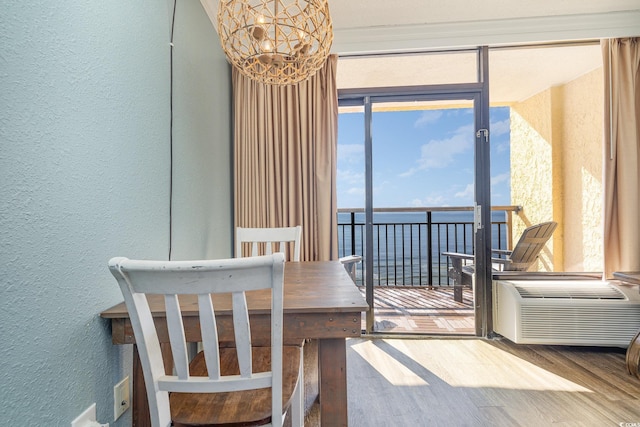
<box><xmin>113</xmin><ymin>376</ymin><xmax>130</xmax><ymax>421</ymax></box>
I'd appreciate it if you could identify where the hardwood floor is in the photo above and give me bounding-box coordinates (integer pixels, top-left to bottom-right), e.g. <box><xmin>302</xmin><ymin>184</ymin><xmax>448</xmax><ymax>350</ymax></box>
<box><xmin>344</xmin><ymin>337</ymin><xmax>640</xmax><ymax>426</ymax></box>
<box><xmin>302</xmin><ymin>288</ymin><xmax>640</xmax><ymax>425</ymax></box>
<box><xmin>363</xmin><ymin>287</ymin><xmax>475</xmax><ymax>335</ymax></box>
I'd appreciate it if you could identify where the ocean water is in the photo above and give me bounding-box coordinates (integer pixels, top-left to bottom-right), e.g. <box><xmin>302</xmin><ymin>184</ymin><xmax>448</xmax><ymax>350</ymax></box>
<box><xmin>337</xmin><ymin>210</ymin><xmax>509</xmax><ymax>286</ymax></box>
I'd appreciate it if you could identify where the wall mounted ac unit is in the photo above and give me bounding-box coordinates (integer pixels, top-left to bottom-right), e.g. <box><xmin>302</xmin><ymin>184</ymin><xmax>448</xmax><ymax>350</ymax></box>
<box><xmin>493</xmin><ymin>279</ymin><xmax>640</xmax><ymax>347</ymax></box>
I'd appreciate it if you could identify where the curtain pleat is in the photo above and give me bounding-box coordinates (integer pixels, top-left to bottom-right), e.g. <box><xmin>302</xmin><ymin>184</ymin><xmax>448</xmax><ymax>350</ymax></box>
<box><xmin>602</xmin><ymin>38</ymin><xmax>640</xmax><ymax>278</ymax></box>
<box><xmin>232</xmin><ymin>55</ymin><xmax>339</xmax><ymax>261</ymax></box>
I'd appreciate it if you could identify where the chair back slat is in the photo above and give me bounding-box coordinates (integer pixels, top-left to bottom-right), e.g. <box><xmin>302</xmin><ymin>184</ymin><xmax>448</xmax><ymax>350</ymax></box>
<box><xmin>108</xmin><ymin>253</ymin><xmax>286</xmax><ymax>427</ymax></box>
<box><xmin>165</xmin><ymin>294</ymin><xmax>190</xmax><ymax>380</ymax></box>
<box><xmin>251</xmin><ymin>241</ymin><xmax>261</xmax><ymax>256</ymax></box>
<box><xmin>236</xmin><ymin>226</ymin><xmax>302</xmax><ymax>262</ymax></box>
<box><xmin>197</xmin><ymin>294</ymin><xmax>221</xmax><ymax>380</ymax></box>
<box><xmin>232</xmin><ymin>291</ymin><xmax>253</xmax><ymax>378</ymax></box>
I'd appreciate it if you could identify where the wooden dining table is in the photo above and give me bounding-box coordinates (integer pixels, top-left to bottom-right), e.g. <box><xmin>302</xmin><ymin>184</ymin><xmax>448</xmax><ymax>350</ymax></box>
<box><xmin>100</xmin><ymin>260</ymin><xmax>369</xmax><ymax>427</ymax></box>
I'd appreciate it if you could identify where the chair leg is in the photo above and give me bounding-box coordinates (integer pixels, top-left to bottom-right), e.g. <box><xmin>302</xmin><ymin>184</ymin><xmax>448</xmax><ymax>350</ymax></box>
<box><xmin>290</xmin><ymin>347</ymin><xmax>304</xmax><ymax>427</ymax></box>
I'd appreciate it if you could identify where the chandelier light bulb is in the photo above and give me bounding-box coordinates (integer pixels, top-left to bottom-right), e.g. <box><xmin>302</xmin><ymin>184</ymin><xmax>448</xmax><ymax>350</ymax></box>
<box><xmin>261</xmin><ymin>40</ymin><xmax>273</xmax><ymax>52</ymax></box>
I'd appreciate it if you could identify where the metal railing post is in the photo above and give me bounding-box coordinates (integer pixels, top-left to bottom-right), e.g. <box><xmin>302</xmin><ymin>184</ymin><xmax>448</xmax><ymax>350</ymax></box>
<box><xmin>427</xmin><ymin>211</ymin><xmax>433</xmax><ymax>287</ymax></box>
<box><xmin>350</xmin><ymin>211</ymin><xmax>356</xmax><ymax>255</ymax></box>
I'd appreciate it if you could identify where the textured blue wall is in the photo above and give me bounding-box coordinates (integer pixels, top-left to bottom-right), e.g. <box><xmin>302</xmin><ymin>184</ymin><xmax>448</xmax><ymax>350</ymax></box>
<box><xmin>171</xmin><ymin>0</ymin><xmax>233</xmax><ymax>261</ymax></box>
<box><xmin>0</xmin><ymin>1</ymin><xmax>231</xmax><ymax>425</ymax></box>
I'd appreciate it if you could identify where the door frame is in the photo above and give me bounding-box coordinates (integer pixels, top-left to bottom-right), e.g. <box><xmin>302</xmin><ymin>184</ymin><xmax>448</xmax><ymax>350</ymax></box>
<box><xmin>338</xmin><ymin>47</ymin><xmax>492</xmax><ymax>336</ymax></box>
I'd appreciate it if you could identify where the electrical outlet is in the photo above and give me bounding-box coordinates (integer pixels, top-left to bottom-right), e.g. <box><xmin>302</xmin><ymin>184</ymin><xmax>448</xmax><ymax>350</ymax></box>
<box><xmin>72</xmin><ymin>403</ymin><xmax>96</xmax><ymax>427</ymax></box>
<box><xmin>113</xmin><ymin>376</ymin><xmax>130</xmax><ymax>421</ymax></box>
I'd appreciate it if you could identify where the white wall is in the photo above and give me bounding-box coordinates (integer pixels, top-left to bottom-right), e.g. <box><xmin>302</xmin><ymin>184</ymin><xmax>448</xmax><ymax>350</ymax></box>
<box><xmin>0</xmin><ymin>1</ymin><xmax>231</xmax><ymax>425</ymax></box>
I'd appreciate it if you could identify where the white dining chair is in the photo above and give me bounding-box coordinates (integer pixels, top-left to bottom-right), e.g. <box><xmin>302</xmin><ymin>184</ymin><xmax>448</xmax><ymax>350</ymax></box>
<box><xmin>236</xmin><ymin>225</ymin><xmax>302</xmax><ymax>262</ymax></box>
<box><xmin>108</xmin><ymin>253</ymin><xmax>303</xmax><ymax>427</ymax></box>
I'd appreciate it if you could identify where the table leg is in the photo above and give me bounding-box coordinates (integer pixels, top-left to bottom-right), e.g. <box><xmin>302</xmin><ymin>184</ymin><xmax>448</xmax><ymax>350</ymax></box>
<box><xmin>132</xmin><ymin>345</ymin><xmax>151</xmax><ymax>427</ymax></box>
<box><xmin>318</xmin><ymin>338</ymin><xmax>348</xmax><ymax>426</ymax></box>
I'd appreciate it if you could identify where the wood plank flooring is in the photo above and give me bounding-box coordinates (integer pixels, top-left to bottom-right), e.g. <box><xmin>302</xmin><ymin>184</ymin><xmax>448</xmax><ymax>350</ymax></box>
<box><xmin>344</xmin><ymin>337</ymin><xmax>640</xmax><ymax>426</ymax></box>
<box><xmin>362</xmin><ymin>287</ymin><xmax>475</xmax><ymax>335</ymax></box>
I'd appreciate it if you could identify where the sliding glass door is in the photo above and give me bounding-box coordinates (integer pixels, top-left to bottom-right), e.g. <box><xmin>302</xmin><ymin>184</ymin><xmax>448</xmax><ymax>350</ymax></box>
<box><xmin>337</xmin><ymin>47</ymin><xmax>491</xmax><ymax>335</ymax></box>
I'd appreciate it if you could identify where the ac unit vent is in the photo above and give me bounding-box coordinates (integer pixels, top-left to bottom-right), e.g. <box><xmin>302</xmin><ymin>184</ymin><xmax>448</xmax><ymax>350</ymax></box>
<box><xmin>493</xmin><ymin>279</ymin><xmax>640</xmax><ymax>347</ymax></box>
<box><xmin>514</xmin><ymin>283</ymin><xmax>625</xmax><ymax>299</ymax></box>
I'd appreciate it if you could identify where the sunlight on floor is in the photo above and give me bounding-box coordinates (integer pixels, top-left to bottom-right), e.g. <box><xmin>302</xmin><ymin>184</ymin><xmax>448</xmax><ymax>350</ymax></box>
<box><xmin>350</xmin><ymin>339</ymin><xmax>430</xmax><ymax>386</ymax></box>
<box><xmin>350</xmin><ymin>338</ymin><xmax>593</xmax><ymax>392</ymax></box>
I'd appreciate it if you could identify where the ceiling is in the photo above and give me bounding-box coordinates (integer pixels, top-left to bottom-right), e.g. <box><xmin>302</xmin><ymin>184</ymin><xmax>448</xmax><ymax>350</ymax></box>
<box><xmin>337</xmin><ymin>43</ymin><xmax>603</xmax><ymax>105</ymax></box>
<box><xmin>327</xmin><ymin>0</ymin><xmax>640</xmax><ymax>54</ymax></box>
<box><xmin>201</xmin><ymin>0</ymin><xmax>640</xmax><ymax>103</ymax></box>
<box><xmin>329</xmin><ymin>0</ymin><xmax>636</xmax><ymax>104</ymax></box>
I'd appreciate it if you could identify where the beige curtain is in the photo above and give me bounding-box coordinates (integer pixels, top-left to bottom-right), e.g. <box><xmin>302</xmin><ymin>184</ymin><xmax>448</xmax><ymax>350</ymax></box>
<box><xmin>603</xmin><ymin>38</ymin><xmax>640</xmax><ymax>278</ymax></box>
<box><xmin>232</xmin><ymin>55</ymin><xmax>339</xmax><ymax>262</ymax></box>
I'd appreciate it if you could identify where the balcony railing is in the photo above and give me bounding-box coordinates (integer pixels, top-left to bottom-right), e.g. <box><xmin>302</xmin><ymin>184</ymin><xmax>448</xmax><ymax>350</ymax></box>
<box><xmin>337</xmin><ymin>206</ymin><xmax>521</xmax><ymax>287</ymax></box>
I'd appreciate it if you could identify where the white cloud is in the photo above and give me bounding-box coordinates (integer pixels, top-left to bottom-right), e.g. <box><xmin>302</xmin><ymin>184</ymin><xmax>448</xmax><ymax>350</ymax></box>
<box><xmin>414</xmin><ymin>110</ymin><xmax>443</xmax><ymax>128</ymax></box>
<box><xmin>347</xmin><ymin>187</ymin><xmax>365</xmax><ymax>196</ymax></box>
<box><xmin>400</xmin><ymin>123</ymin><xmax>474</xmax><ymax>177</ymax></box>
<box><xmin>495</xmin><ymin>140</ymin><xmax>510</xmax><ymax>153</ymax></box>
<box><xmin>455</xmin><ymin>183</ymin><xmax>474</xmax><ymax>199</ymax></box>
<box><xmin>409</xmin><ymin>195</ymin><xmax>447</xmax><ymax>206</ymax></box>
<box><xmin>452</xmin><ymin>175</ymin><xmax>509</xmax><ymax>201</ymax></box>
<box><xmin>337</xmin><ymin>169</ymin><xmax>363</xmax><ymax>184</ymax></box>
<box><xmin>491</xmin><ymin>118</ymin><xmax>510</xmax><ymax>137</ymax></box>
<box><xmin>492</xmin><ymin>192</ymin><xmax>505</xmax><ymax>202</ymax></box>
<box><xmin>491</xmin><ymin>173</ymin><xmax>511</xmax><ymax>204</ymax></box>
<box><xmin>337</xmin><ymin>144</ymin><xmax>363</xmax><ymax>163</ymax></box>
<box><xmin>399</xmin><ymin>168</ymin><xmax>417</xmax><ymax>177</ymax></box>
<box><xmin>491</xmin><ymin>172</ymin><xmax>510</xmax><ymax>186</ymax></box>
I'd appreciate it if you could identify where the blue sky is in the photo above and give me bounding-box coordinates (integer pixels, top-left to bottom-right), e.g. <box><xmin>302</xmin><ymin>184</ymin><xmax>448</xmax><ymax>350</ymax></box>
<box><xmin>337</xmin><ymin>106</ymin><xmax>511</xmax><ymax>208</ymax></box>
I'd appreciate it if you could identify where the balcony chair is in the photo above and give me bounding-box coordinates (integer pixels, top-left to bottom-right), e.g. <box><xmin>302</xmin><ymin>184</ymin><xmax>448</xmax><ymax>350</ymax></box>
<box><xmin>443</xmin><ymin>221</ymin><xmax>557</xmax><ymax>302</ymax></box>
<box><xmin>339</xmin><ymin>254</ymin><xmax>362</xmax><ymax>284</ymax></box>
<box><xmin>108</xmin><ymin>253</ymin><xmax>303</xmax><ymax>427</ymax></box>
<box><xmin>236</xmin><ymin>226</ymin><xmax>302</xmax><ymax>261</ymax></box>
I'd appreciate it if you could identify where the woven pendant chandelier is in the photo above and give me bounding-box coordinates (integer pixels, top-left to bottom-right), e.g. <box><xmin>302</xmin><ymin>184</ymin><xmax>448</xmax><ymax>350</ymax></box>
<box><xmin>217</xmin><ymin>0</ymin><xmax>333</xmax><ymax>85</ymax></box>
